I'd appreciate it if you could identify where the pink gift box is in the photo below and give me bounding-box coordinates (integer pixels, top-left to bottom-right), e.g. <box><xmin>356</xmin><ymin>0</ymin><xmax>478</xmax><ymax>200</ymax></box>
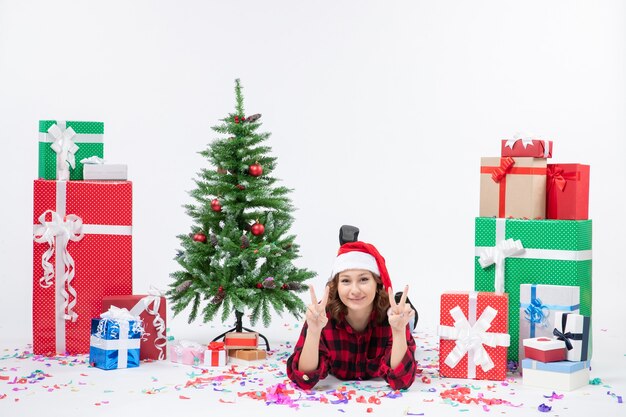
<box><xmin>169</xmin><ymin>340</ymin><xmax>204</xmax><ymax>366</ymax></box>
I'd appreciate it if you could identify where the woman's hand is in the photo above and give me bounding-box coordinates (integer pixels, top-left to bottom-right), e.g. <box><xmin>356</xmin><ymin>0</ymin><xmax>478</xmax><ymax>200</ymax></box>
<box><xmin>387</xmin><ymin>285</ymin><xmax>414</xmax><ymax>333</ymax></box>
<box><xmin>306</xmin><ymin>285</ymin><xmax>329</xmax><ymax>334</ymax></box>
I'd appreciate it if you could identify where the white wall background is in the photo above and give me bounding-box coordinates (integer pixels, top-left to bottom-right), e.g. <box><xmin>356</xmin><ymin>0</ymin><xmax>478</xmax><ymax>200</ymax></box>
<box><xmin>1</xmin><ymin>1</ymin><xmax>624</xmax><ymax>344</ymax></box>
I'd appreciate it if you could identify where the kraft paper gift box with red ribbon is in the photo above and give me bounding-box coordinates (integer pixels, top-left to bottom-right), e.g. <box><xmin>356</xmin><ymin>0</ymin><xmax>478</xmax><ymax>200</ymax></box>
<box><xmin>552</xmin><ymin>312</ymin><xmax>591</xmax><ymax>362</ymax></box>
<box><xmin>38</xmin><ymin>120</ymin><xmax>104</xmax><ymax>181</ymax></box>
<box><xmin>89</xmin><ymin>307</ymin><xmax>142</xmax><ymax>370</ymax></box>
<box><xmin>501</xmin><ymin>136</ymin><xmax>553</xmax><ymax>158</ymax></box>
<box><xmin>439</xmin><ymin>291</ymin><xmax>510</xmax><ymax>381</ymax></box>
<box><xmin>32</xmin><ymin>179</ymin><xmax>133</xmax><ymax>355</ymax></box>
<box><xmin>474</xmin><ymin>217</ymin><xmax>592</xmax><ymax>361</ymax></box>
<box><xmin>519</xmin><ymin>284</ymin><xmax>580</xmax><ymax>362</ymax></box>
<box><xmin>169</xmin><ymin>340</ymin><xmax>205</xmax><ymax>366</ymax></box>
<box><xmin>546</xmin><ymin>164</ymin><xmax>590</xmax><ymax>220</ymax></box>
<box><xmin>522</xmin><ymin>337</ymin><xmax>567</xmax><ymax>363</ymax></box>
<box><xmin>479</xmin><ymin>157</ymin><xmax>547</xmax><ymax>219</ymax></box>
<box><xmin>224</xmin><ymin>332</ymin><xmax>259</xmax><ymax>349</ymax></box>
<box><xmin>102</xmin><ymin>292</ymin><xmax>167</xmax><ymax>360</ymax></box>
<box><xmin>522</xmin><ymin>359</ymin><xmax>590</xmax><ymax>391</ymax></box>
<box><xmin>204</xmin><ymin>342</ymin><xmax>228</xmax><ymax>367</ymax></box>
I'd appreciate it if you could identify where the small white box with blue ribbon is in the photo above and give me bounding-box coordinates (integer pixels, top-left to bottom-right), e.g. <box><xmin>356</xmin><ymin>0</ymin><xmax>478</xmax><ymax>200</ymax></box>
<box><xmin>89</xmin><ymin>307</ymin><xmax>143</xmax><ymax>370</ymax></box>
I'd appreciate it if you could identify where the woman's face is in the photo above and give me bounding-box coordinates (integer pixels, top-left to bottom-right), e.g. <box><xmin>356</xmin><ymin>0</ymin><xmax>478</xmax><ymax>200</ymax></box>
<box><xmin>336</xmin><ymin>269</ymin><xmax>378</xmax><ymax>314</ymax></box>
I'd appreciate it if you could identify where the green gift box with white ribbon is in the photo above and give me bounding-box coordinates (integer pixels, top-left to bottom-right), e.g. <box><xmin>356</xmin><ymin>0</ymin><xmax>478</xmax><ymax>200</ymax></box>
<box><xmin>38</xmin><ymin>120</ymin><xmax>104</xmax><ymax>180</ymax></box>
<box><xmin>474</xmin><ymin>217</ymin><xmax>592</xmax><ymax>361</ymax></box>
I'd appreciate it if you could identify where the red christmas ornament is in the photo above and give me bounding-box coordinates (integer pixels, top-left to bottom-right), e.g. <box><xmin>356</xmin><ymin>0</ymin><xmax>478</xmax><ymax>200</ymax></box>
<box><xmin>211</xmin><ymin>198</ymin><xmax>222</xmax><ymax>212</ymax></box>
<box><xmin>218</xmin><ymin>286</ymin><xmax>224</xmax><ymax>292</ymax></box>
<box><xmin>236</xmin><ymin>184</ymin><xmax>246</xmax><ymax>190</ymax></box>
<box><xmin>251</xmin><ymin>221</ymin><xmax>265</xmax><ymax>236</ymax></box>
<box><xmin>281</xmin><ymin>284</ymin><xmax>288</xmax><ymax>290</ymax></box>
<box><xmin>256</xmin><ymin>283</ymin><xmax>263</xmax><ymax>289</ymax></box>
<box><xmin>234</xmin><ymin>115</ymin><xmax>246</xmax><ymax>124</ymax></box>
<box><xmin>248</xmin><ymin>162</ymin><xmax>263</xmax><ymax>177</ymax></box>
<box><xmin>193</xmin><ymin>233</ymin><xmax>207</xmax><ymax>243</ymax></box>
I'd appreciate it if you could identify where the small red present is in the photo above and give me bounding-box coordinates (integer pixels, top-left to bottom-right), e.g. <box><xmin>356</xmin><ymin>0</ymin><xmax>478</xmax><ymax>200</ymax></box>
<box><xmin>33</xmin><ymin>180</ymin><xmax>132</xmax><ymax>355</ymax></box>
<box><xmin>102</xmin><ymin>293</ymin><xmax>167</xmax><ymax>360</ymax></box>
<box><xmin>204</xmin><ymin>341</ymin><xmax>227</xmax><ymax>366</ymax></box>
<box><xmin>523</xmin><ymin>337</ymin><xmax>567</xmax><ymax>362</ymax></box>
<box><xmin>224</xmin><ymin>332</ymin><xmax>258</xmax><ymax>349</ymax></box>
<box><xmin>546</xmin><ymin>164</ymin><xmax>590</xmax><ymax>220</ymax></box>
<box><xmin>439</xmin><ymin>291</ymin><xmax>510</xmax><ymax>381</ymax></box>
<box><xmin>501</xmin><ymin>137</ymin><xmax>553</xmax><ymax>158</ymax></box>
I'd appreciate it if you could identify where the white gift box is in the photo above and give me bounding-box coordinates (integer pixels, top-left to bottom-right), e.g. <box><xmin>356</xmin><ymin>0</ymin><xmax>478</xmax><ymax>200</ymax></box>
<box><xmin>519</xmin><ymin>284</ymin><xmax>580</xmax><ymax>361</ymax></box>
<box><xmin>553</xmin><ymin>312</ymin><xmax>591</xmax><ymax>361</ymax></box>
<box><xmin>84</xmin><ymin>164</ymin><xmax>128</xmax><ymax>180</ymax></box>
<box><xmin>204</xmin><ymin>346</ymin><xmax>228</xmax><ymax>367</ymax></box>
<box><xmin>522</xmin><ymin>359</ymin><xmax>590</xmax><ymax>391</ymax></box>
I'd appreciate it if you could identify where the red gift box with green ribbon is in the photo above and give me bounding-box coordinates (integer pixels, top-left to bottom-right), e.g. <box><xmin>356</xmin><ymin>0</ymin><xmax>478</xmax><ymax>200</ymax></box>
<box><xmin>546</xmin><ymin>164</ymin><xmax>590</xmax><ymax>220</ymax></box>
<box><xmin>32</xmin><ymin>179</ymin><xmax>132</xmax><ymax>355</ymax></box>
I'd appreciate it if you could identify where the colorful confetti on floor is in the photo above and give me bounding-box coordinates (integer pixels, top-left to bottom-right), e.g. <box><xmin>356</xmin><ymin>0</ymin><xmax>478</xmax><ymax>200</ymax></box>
<box><xmin>1</xmin><ymin>328</ymin><xmax>624</xmax><ymax>416</ymax></box>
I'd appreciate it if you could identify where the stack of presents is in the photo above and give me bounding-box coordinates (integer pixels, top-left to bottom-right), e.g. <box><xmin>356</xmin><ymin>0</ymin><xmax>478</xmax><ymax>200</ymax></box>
<box><xmin>439</xmin><ymin>135</ymin><xmax>592</xmax><ymax>391</ymax></box>
<box><xmin>31</xmin><ymin>120</ymin><xmax>264</xmax><ymax>371</ymax></box>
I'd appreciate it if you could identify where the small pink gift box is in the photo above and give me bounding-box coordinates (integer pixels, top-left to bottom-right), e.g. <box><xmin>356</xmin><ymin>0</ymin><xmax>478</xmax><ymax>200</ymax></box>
<box><xmin>523</xmin><ymin>337</ymin><xmax>567</xmax><ymax>362</ymax></box>
<box><xmin>169</xmin><ymin>340</ymin><xmax>204</xmax><ymax>366</ymax></box>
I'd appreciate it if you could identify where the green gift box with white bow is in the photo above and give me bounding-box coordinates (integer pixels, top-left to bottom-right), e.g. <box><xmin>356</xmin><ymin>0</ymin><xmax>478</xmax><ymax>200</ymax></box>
<box><xmin>38</xmin><ymin>120</ymin><xmax>104</xmax><ymax>180</ymax></box>
<box><xmin>473</xmin><ymin>217</ymin><xmax>592</xmax><ymax>361</ymax></box>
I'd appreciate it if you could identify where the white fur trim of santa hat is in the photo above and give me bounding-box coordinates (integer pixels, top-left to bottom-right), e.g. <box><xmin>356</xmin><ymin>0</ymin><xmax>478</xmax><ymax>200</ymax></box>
<box><xmin>330</xmin><ymin>251</ymin><xmax>380</xmax><ymax>279</ymax></box>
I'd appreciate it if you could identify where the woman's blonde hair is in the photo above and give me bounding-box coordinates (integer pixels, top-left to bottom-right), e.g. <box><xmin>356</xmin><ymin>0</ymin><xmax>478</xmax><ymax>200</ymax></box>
<box><xmin>326</xmin><ymin>272</ymin><xmax>391</xmax><ymax>323</ymax></box>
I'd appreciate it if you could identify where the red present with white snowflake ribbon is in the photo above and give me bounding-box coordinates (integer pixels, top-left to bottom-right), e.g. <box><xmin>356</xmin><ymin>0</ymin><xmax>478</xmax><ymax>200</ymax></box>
<box><xmin>439</xmin><ymin>291</ymin><xmax>510</xmax><ymax>381</ymax></box>
<box><xmin>32</xmin><ymin>179</ymin><xmax>132</xmax><ymax>355</ymax></box>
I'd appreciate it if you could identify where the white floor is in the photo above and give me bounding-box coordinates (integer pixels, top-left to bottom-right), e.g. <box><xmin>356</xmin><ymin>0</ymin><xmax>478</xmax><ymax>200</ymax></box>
<box><xmin>1</xmin><ymin>321</ymin><xmax>624</xmax><ymax>417</ymax></box>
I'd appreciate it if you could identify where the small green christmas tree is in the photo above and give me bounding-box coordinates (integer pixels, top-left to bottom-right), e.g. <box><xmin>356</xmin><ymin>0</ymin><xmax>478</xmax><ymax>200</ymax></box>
<box><xmin>168</xmin><ymin>79</ymin><xmax>315</xmax><ymax>328</ymax></box>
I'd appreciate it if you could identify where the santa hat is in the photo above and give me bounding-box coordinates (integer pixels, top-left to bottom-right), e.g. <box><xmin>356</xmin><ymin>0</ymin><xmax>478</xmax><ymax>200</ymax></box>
<box><xmin>330</xmin><ymin>241</ymin><xmax>392</xmax><ymax>290</ymax></box>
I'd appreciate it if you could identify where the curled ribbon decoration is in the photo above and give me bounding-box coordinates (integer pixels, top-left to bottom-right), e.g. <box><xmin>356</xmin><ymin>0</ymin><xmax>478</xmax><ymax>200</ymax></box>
<box><xmin>490</xmin><ymin>157</ymin><xmax>515</xmax><ymax>183</ymax></box>
<box><xmin>33</xmin><ymin>210</ymin><xmax>84</xmax><ymax>321</ymax></box>
<box><xmin>208</xmin><ymin>341</ymin><xmax>225</xmax><ymax>351</ymax></box>
<box><xmin>478</xmin><ymin>238</ymin><xmax>524</xmax><ymax>294</ymax></box>
<box><xmin>524</xmin><ymin>297</ymin><xmax>549</xmax><ymax>328</ymax></box>
<box><xmin>504</xmin><ymin>133</ymin><xmax>535</xmax><ymax>149</ymax></box>
<box><xmin>129</xmin><ymin>286</ymin><xmax>168</xmax><ymax>360</ymax></box>
<box><xmin>48</xmin><ymin>123</ymin><xmax>79</xmax><ymax>180</ymax></box>
<box><xmin>439</xmin><ymin>306</ymin><xmax>510</xmax><ymax>373</ymax></box>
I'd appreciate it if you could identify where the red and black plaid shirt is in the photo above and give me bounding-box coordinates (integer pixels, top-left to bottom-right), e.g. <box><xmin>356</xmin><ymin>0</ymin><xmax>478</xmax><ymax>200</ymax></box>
<box><xmin>286</xmin><ymin>313</ymin><xmax>417</xmax><ymax>390</ymax></box>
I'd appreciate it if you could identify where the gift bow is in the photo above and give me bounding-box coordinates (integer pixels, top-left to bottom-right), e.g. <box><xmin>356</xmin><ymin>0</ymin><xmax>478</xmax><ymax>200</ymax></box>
<box><xmin>491</xmin><ymin>157</ymin><xmax>515</xmax><ymax>183</ymax></box>
<box><xmin>552</xmin><ymin>314</ymin><xmax>583</xmax><ymax>351</ymax></box>
<box><xmin>48</xmin><ymin>123</ymin><xmax>79</xmax><ymax>173</ymax></box>
<box><xmin>524</xmin><ymin>297</ymin><xmax>549</xmax><ymax>327</ymax></box>
<box><xmin>547</xmin><ymin>166</ymin><xmax>580</xmax><ymax>192</ymax></box>
<box><xmin>504</xmin><ymin>133</ymin><xmax>535</xmax><ymax>149</ymax></box>
<box><xmin>439</xmin><ymin>306</ymin><xmax>510</xmax><ymax>372</ymax></box>
<box><xmin>208</xmin><ymin>341</ymin><xmax>225</xmax><ymax>351</ymax></box>
<box><xmin>478</xmin><ymin>238</ymin><xmax>524</xmax><ymax>294</ymax></box>
<box><xmin>33</xmin><ymin>210</ymin><xmax>84</xmax><ymax>321</ymax></box>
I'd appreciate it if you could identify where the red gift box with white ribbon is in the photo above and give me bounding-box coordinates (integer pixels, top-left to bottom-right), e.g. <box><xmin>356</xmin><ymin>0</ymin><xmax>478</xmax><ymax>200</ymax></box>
<box><xmin>102</xmin><ymin>293</ymin><xmax>167</xmax><ymax>360</ymax></box>
<box><xmin>32</xmin><ymin>179</ymin><xmax>132</xmax><ymax>354</ymax></box>
<box><xmin>501</xmin><ymin>136</ymin><xmax>553</xmax><ymax>158</ymax></box>
<box><xmin>439</xmin><ymin>291</ymin><xmax>510</xmax><ymax>381</ymax></box>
